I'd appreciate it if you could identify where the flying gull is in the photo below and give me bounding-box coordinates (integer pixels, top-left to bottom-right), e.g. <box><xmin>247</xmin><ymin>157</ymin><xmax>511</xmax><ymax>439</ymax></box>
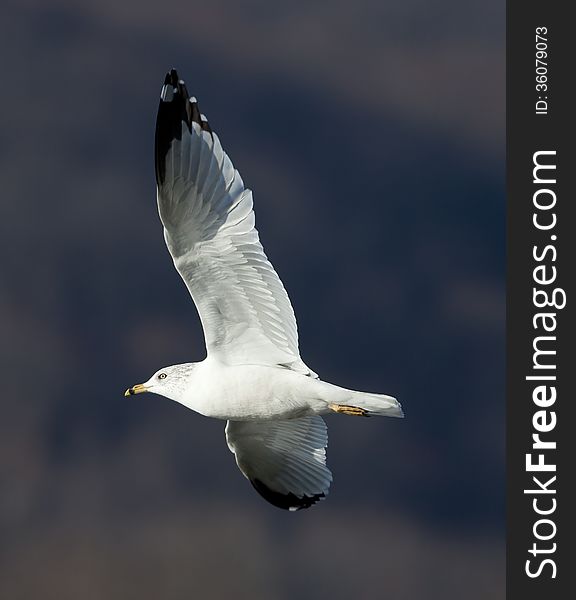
<box><xmin>125</xmin><ymin>69</ymin><xmax>403</xmax><ymax>511</ymax></box>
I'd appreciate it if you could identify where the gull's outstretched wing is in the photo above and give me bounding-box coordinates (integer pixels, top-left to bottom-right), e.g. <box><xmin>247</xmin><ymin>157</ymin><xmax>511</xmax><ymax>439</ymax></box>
<box><xmin>225</xmin><ymin>417</ymin><xmax>332</xmax><ymax>511</ymax></box>
<box><xmin>155</xmin><ymin>69</ymin><xmax>315</xmax><ymax>376</ymax></box>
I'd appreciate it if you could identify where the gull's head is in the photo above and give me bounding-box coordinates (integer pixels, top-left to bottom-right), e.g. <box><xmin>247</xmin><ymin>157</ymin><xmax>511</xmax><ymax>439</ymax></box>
<box><xmin>124</xmin><ymin>363</ymin><xmax>197</xmax><ymax>403</ymax></box>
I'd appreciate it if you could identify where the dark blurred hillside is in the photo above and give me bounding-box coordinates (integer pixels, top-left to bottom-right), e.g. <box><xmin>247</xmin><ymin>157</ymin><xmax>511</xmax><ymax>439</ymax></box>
<box><xmin>0</xmin><ymin>1</ymin><xmax>504</xmax><ymax>598</ymax></box>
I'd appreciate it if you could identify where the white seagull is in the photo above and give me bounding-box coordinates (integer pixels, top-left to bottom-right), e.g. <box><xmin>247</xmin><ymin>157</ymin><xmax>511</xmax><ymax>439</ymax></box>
<box><xmin>125</xmin><ymin>69</ymin><xmax>403</xmax><ymax>511</ymax></box>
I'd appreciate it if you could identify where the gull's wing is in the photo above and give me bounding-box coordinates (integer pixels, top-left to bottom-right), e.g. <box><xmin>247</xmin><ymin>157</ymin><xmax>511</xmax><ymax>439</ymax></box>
<box><xmin>225</xmin><ymin>417</ymin><xmax>332</xmax><ymax>510</ymax></box>
<box><xmin>155</xmin><ymin>69</ymin><xmax>315</xmax><ymax>376</ymax></box>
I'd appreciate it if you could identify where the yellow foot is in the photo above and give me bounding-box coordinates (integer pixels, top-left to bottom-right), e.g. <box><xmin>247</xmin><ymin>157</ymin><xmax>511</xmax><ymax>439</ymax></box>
<box><xmin>328</xmin><ymin>404</ymin><xmax>369</xmax><ymax>417</ymax></box>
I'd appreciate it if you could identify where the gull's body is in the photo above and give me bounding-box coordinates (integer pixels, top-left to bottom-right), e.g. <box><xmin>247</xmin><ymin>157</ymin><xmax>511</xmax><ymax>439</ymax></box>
<box><xmin>137</xmin><ymin>357</ymin><xmax>394</xmax><ymax>422</ymax></box>
<box><xmin>126</xmin><ymin>69</ymin><xmax>403</xmax><ymax>511</ymax></box>
<box><xmin>171</xmin><ymin>360</ymin><xmax>325</xmax><ymax>421</ymax></box>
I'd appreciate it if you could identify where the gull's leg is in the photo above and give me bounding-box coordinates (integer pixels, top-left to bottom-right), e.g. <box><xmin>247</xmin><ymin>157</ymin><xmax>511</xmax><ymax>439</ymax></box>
<box><xmin>328</xmin><ymin>404</ymin><xmax>370</xmax><ymax>417</ymax></box>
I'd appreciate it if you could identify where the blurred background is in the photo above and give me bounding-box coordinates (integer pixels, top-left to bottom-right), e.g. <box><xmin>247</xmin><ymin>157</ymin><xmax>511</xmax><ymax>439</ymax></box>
<box><xmin>0</xmin><ymin>0</ymin><xmax>504</xmax><ymax>598</ymax></box>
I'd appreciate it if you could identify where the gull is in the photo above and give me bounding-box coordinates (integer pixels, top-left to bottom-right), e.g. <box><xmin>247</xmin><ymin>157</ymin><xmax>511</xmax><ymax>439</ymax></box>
<box><xmin>125</xmin><ymin>69</ymin><xmax>403</xmax><ymax>511</ymax></box>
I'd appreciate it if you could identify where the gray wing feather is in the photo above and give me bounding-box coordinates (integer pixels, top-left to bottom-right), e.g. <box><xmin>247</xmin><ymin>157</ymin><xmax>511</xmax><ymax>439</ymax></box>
<box><xmin>225</xmin><ymin>417</ymin><xmax>332</xmax><ymax>510</ymax></box>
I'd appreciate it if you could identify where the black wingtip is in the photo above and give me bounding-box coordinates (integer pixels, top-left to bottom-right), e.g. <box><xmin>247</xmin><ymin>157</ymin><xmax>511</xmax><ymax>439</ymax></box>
<box><xmin>251</xmin><ymin>478</ymin><xmax>325</xmax><ymax>511</ymax></box>
<box><xmin>161</xmin><ymin>68</ymin><xmax>188</xmax><ymax>102</ymax></box>
<box><xmin>168</xmin><ymin>68</ymin><xmax>179</xmax><ymax>85</ymax></box>
<box><xmin>155</xmin><ymin>68</ymin><xmax>213</xmax><ymax>186</ymax></box>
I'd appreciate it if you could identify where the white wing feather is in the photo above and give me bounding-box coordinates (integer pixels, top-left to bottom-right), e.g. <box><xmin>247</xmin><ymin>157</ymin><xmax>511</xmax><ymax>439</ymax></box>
<box><xmin>155</xmin><ymin>73</ymin><xmax>315</xmax><ymax>376</ymax></box>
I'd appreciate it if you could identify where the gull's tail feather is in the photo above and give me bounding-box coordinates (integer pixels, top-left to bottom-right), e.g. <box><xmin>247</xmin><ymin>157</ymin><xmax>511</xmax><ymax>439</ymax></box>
<box><xmin>346</xmin><ymin>390</ymin><xmax>404</xmax><ymax>418</ymax></box>
<box><xmin>319</xmin><ymin>380</ymin><xmax>403</xmax><ymax>418</ymax></box>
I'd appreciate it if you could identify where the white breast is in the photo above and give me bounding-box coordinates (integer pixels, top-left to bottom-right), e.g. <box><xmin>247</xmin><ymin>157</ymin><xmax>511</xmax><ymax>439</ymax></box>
<box><xmin>180</xmin><ymin>359</ymin><xmax>314</xmax><ymax>421</ymax></box>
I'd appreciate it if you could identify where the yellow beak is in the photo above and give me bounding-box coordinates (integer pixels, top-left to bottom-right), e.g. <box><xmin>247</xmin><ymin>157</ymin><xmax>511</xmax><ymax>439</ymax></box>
<box><xmin>124</xmin><ymin>383</ymin><xmax>149</xmax><ymax>397</ymax></box>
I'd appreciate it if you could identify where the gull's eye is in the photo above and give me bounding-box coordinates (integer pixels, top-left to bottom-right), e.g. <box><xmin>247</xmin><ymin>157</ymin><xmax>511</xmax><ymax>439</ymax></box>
<box><xmin>158</xmin><ymin>373</ymin><xmax>167</xmax><ymax>380</ymax></box>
